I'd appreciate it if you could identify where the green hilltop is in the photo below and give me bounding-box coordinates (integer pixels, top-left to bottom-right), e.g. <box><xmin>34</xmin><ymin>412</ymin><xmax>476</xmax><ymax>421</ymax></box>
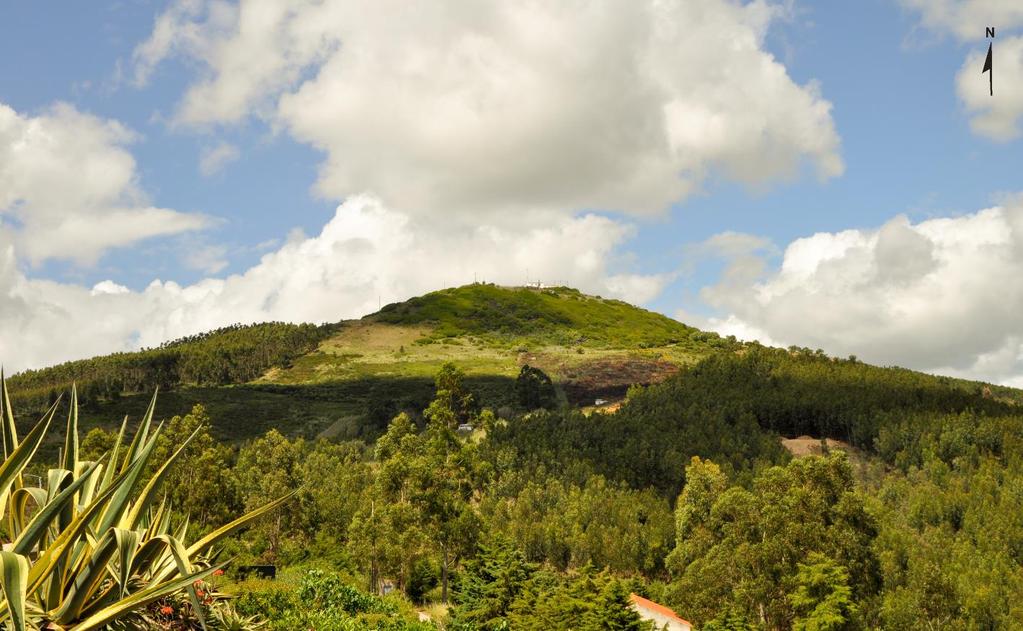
<box><xmin>5</xmin><ymin>283</ymin><xmax>1015</xmax><ymax>449</ymax></box>
<box><xmin>369</xmin><ymin>284</ymin><xmax>698</xmax><ymax>347</ymax></box>
<box><xmin>5</xmin><ymin>284</ymin><xmax>736</xmax><ymax>445</ymax></box>
<box><xmin>10</xmin><ymin>283</ymin><xmax>1023</xmax><ymax>629</ymax></box>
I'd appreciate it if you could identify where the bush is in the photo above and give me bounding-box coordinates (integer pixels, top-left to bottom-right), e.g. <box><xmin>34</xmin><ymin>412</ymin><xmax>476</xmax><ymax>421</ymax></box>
<box><xmin>235</xmin><ymin>570</ymin><xmax>434</xmax><ymax>631</ymax></box>
<box><xmin>408</xmin><ymin>558</ymin><xmax>440</xmax><ymax>604</ymax></box>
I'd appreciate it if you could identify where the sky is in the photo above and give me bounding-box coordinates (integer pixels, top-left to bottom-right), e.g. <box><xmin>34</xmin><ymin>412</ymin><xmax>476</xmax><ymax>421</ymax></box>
<box><xmin>3</xmin><ymin>0</ymin><xmax>1023</xmax><ymax>385</ymax></box>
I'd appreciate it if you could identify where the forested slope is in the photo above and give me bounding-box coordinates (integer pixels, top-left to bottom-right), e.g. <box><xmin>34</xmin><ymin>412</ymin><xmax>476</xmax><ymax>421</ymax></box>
<box><xmin>5</xmin><ymin>284</ymin><xmax>742</xmax><ymax>441</ymax></box>
<box><xmin>7</xmin><ymin>293</ymin><xmax>1023</xmax><ymax>627</ymax></box>
<box><xmin>7</xmin><ymin>322</ymin><xmax>334</xmax><ymax>408</ymax></box>
<box><xmin>489</xmin><ymin>346</ymin><xmax>1012</xmax><ymax>497</ymax></box>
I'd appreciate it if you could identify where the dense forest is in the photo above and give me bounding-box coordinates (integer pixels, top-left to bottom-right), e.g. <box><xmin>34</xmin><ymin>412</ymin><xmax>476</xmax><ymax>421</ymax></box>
<box><xmin>12</xmin><ymin>342</ymin><xmax>1020</xmax><ymax>629</ymax></box>
<box><xmin>7</xmin><ymin>322</ymin><xmax>334</xmax><ymax>410</ymax></box>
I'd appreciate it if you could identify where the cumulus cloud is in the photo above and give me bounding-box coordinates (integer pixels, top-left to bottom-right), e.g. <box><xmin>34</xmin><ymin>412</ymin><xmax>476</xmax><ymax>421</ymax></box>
<box><xmin>899</xmin><ymin>0</ymin><xmax>1023</xmax><ymax>42</ymax></box>
<box><xmin>702</xmin><ymin>204</ymin><xmax>1023</xmax><ymax>384</ymax></box>
<box><xmin>0</xmin><ymin>102</ymin><xmax>210</xmax><ymax>265</ymax></box>
<box><xmin>198</xmin><ymin>142</ymin><xmax>240</xmax><ymax>176</ymax></box>
<box><xmin>0</xmin><ymin>196</ymin><xmax>666</xmax><ymax>373</ymax></box>
<box><xmin>900</xmin><ymin>1</ymin><xmax>1023</xmax><ymax>141</ymax></box>
<box><xmin>90</xmin><ymin>280</ymin><xmax>130</xmax><ymax>296</ymax></box>
<box><xmin>956</xmin><ymin>36</ymin><xmax>1023</xmax><ymax>140</ymax></box>
<box><xmin>133</xmin><ymin>0</ymin><xmax>842</xmax><ymax>219</ymax></box>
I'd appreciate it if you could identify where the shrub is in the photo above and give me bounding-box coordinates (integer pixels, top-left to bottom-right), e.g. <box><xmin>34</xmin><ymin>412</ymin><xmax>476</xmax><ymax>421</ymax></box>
<box><xmin>0</xmin><ymin>377</ymin><xmax>291</xmax><ymax>630</ymax></box>
<box><xmin>236</xmin><ymin>569</ymin><xmax>434</xmax><ymax>631</ymax></box>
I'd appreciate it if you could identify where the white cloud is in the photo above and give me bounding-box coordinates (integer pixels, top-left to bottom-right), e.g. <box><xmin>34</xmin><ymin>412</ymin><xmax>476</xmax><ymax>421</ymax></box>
<box><xmin>956</xmin><ymin>36</ymin><xmax>1023</xmax><ymax>140</ymax></box>
<box><xmin>0</xmin><ymin>195</ymin><xmax>665</xmax><ymax>373</ymax></box>
<box><xmin>198</xmin><ymin>141</ymin><xmax>240</xmax><ymax>176</ymax></box>
<box><xmin>134</xmin><ymin>0</ymin><xmax>842</xmax><ymax>220</ymax></box>
<box><xmin>900</xmin><ymin>1</ymin><xmax>1023</xmax><ymax>141</ymax></box>
<box><xmin>0</xmin><ymin>102</ymin><xmax>211</xmax><ymax>265</ymax></box>
<box><xmin>702</xmin><ymin>204</ymin><xmax>1023</xmax><ymax>384</ymax></box>
<box><xmin>181</xmin><ymin>242</ymin><xmax>229</xmax><ymax>274</ymax></box>
<box><xmin>899</xmin><ymin>0</ymin><xmax>1023</xmax><ymax>42</ymax></box>
<box><xmin>90</xmin><ymin>280</ymin><xmax>130</xmax><ymax>296</ymax></box>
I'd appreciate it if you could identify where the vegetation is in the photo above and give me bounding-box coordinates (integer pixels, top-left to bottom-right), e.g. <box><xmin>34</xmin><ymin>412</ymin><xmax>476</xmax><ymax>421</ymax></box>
<box><xmin>6</xmin><ymin>286</ymin><xmax>1023</xmax><ymax>628</ymax></box>
<box><xmin>665</xmin><ymin>453</ymin><xmax>876</xmax><ymax>629</ymax></box>
<box><xmin>235</xmin><ymin>569</ymin><xmax>432</xmax><ymax>630</ymax></box>
<box><xmin>371</xmin><ymin>284</ymin><xmax>701</xmax><ymax>349</ymax></box>
<box><xmin>515</xmin><ymin>365</ymin><xmax>557</xmax><ymax>411</ymax></box>
<box><xmin>0</xmin><ymin>379</ymin><xmax>288</xmax><ymax>630</ymax></box>
<box><xmin>8</xmin><ymin>322</ymin><xmax>333</xmax><ymax>413</ymax></box>
<box><xmin>6</xmin><ymin>285</ymin><xmax>739</xmax><ymax>446</ymax></box>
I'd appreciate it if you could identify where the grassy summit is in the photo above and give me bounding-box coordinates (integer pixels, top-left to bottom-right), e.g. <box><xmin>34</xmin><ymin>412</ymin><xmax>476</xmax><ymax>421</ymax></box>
<box><xmin>6</xmin><ymin>284</ymin><xmax>731</xmax><ymax>445</ymax></box>
<box><xmin>369</xmin><ymin>284</ymin><xmax>698</xmax><ymax>348</ymax></box>
<box><xmin>12</xmin><ymin>283</ymin><xmax>1010</xmax><ymax>451</ymax></box>
<box><xmin>265</xmin><ymin>285</ymin><xmax>729</xmax><ymax>404</ymax></box>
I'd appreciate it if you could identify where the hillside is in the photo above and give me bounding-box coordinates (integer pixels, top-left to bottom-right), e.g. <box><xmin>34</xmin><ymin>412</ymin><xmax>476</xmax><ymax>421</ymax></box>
<box><xmin>267</xmin><ymin>285</ymin><xmax>730</xmax><ymax>395</ymax></box>
<box><xmin>370</xmin><ymin>284</ymin><xmax>698</xmax><ymax>347</ymax></box>
<box><xmin>4</xmin><ymin>285</ymin><xmax>737</xmax><ymax>444</ymax></box>
<box><xmin>6</xmin><ymin>283</ymin><xmax>1016</xmax><ymax>450</ymax></box>
<box><xmin>7</xmin><ymin>285</ymin><xmax>1023</xmax><ymax>628</ymax></box>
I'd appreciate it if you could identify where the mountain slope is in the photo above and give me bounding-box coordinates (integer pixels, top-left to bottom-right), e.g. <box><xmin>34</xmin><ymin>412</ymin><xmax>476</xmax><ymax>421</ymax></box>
<box><xmin>370</xmin><ymin>284</ymin><xmax>697</xmax><ymax>347</ymax></box>
<box><xmin>269</xmin><ymin>285</ymin><xmax>733</xmax><ymax>393</ymax></box>
<box><xmin>5</xmin><ymin>285</ymin><xmax>733</xmax><ymax>443</ymax></box>
<box><xmin>5</xmin><ymin>284</ymin><xmax>1017</xmax><ymax>449</ymax></box>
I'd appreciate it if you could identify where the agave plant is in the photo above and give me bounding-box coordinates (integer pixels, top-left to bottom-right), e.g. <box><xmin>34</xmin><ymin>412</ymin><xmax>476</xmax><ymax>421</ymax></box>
<box><xmin>0</xmin><ymin>372</ymin><xmax>291</xmax><ymax>630</ymax></box>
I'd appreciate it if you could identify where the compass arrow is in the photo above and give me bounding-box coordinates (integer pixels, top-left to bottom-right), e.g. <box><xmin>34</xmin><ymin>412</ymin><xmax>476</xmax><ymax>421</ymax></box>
<box><xmin>983</xmin><ymin>42</ymin><xmax>993</xmax><ymax>96</ymax></box>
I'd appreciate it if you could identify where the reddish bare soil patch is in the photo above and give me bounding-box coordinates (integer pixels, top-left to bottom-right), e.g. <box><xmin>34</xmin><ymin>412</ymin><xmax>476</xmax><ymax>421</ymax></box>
<box><xmin>558</xmin><ymin>357</ymin><xmax>679</xmax><ymax>405</ymax></box>
<box><xmin>782</xmin><ymin>435</ymin><xmax>853</xmax><ymax>457</ymax></box>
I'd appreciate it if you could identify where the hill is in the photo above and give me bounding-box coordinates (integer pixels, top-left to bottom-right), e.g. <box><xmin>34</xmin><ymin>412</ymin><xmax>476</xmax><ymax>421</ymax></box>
<box><xmin>5</xmin><ymin>283</ymin><xmax>1016</xmax><ymax>450</ymax></box>
<box><xmin>6</xmin><ymin>285</ymin><xmax>1023</xmax><ymax>627</ymax></box>
<box><xmin>4</xmin><ymin>285</ymin><xmax>738</xmax><ymax>445</ymax></box>
<box><xmin>370</xmin><ymin>284</ymin><xmax>697</xmax><ymax>347</ymax></box>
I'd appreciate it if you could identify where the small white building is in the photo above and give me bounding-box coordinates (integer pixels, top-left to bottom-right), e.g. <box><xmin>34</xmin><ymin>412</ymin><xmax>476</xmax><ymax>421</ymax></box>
<box><xmin>630</xmin><ymin>594</ymin><xmax>692</xmax><ymax>631</ymax></box>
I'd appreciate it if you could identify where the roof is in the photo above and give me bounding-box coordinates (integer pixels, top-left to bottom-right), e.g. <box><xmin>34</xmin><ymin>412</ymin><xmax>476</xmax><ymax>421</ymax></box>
<box><xmin>629</xmin><ymin>593</ymin><xmax>692</xmax><ymax>627</ymax></box>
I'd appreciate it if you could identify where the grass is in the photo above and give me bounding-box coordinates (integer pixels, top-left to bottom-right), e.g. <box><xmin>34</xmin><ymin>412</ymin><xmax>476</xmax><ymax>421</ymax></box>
<box><xmin>28</xmin><ymin>374</ymin><xmax>523</xmax><ymax>453</ymax></box>
<box><xmin>370</xmin><ymin>284</ymin><xmax>704</xmax><ymax>349</ymax></box>
<box><xmin>11</xmin><ymin>284</ymin><xmax>740</xmax><ymax>446</ymax></box>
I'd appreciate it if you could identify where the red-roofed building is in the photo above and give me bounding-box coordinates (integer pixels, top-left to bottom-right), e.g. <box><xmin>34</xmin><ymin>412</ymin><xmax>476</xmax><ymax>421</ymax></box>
<box><xmin>629</xmin><ymin>594</ymin><xmax>692</xmax><ymax>631</ymax></box>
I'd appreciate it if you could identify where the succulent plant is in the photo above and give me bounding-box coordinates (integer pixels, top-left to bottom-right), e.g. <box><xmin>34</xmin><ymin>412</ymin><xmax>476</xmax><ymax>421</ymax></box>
<box><xmin>0</xmin><ymin>371</ymin><xmax>290</xmax><ymax>630</ymax></box>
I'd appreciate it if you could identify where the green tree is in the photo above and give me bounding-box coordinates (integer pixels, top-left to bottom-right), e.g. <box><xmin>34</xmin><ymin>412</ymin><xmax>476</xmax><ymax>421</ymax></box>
<box><xmin>419</xmin><ymin>405</ymin><xmax>482</xmax><ymax>603</ymax></box>
<box><xmin>79</xmin><ymin>426</ymin><xmax>119</xmax><ymax>462</ymax></box>
<box><xmin>452</xmin><ymin>536</ymin><xmax>536</xmax><ymax>630</ymax></box>
<box><xmin>506</xmin><ymin>568</ymin><xmax>649</xmax><ymax>631</ymax></box>
<box><xmin>430</xmin><ymin>362</ymin><xmax>477</xmax><ymax>426</ymax></box>
<box><xmin>298</xmin><ymin>439</ymin><xmax>372</xmax><ymax>542</ymax></box>
<box><xmin>234</xmin><ymin>429</ymin><xmax>306</xmax><ymax>561</ymax></box>
<box><xmin>789</xmin><ymin>553</ymin><xmax>858</xmax><ymax>631</ymax></box>
<box><xmin>348</xmin><ymin>491</ymin><xmax>427</xmax><ymax>595</ymax></box>
<box><xmin>586</xmin><ymin>579</ymin><xmax>649</xmax><ymax>631</ymax></box>
<box><xmin>149</xmin><ymin>404</ymin><xmax>239</xmax><ymax>529</ymax></box>
<box><xmin>516</xmin><ymin>365</ymin><xmax>556</xmax><ymax>410</ymax></box>
<box><xmin>351</xmin><ymin>393</ymin><xmax>482</xmax><ymax>602</ymax></box>
<box><xmin>666</xmin><ymin>453</ymin><xmax>879</xmax><ymax>628</ymax></box>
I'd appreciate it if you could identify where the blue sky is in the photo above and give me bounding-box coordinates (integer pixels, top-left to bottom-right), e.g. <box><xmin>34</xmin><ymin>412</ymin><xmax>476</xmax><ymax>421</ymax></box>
<box><xmin>0</xmin><ymin>2</ymin><xmax>337</xmax><ymax>288</ymax></box>
<box><xmin>3</xmin><ymin>0</ymin><xmax>1023</xmax><ymax>383</ymax></box>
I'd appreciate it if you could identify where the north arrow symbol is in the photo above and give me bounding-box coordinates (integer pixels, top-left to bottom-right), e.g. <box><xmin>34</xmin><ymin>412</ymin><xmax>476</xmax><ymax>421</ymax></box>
<box><xmin>983</xmin><ymin>42</ymin><xmax>993</xmax><ymax>96</ymax></box>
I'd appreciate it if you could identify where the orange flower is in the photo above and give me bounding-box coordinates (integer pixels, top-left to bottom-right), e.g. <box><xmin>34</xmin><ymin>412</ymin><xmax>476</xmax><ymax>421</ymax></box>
<box><xmin>213</xmin><ymin>569</ymin><xmax>225</xmax><ymax>577</ymax></box>
<box><xmin>196</xmin><ymin>590</ymin><xmax>205</xmax><ymax>598</ymax></box>
<box><xmin>193</xmin><ymin>579</ymin><xmax>203</xmax><ymax>586</ymax></box>
<box><xmin>160</xmin><ymin>605</ymin><xmax>174</xmax><ymax>615</ymax></box>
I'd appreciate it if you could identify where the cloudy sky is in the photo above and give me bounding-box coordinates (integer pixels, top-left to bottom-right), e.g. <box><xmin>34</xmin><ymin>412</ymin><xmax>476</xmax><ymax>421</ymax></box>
<box><xmin>2</xmin><ymin>0</ymin><xmax>1023</xmax><ymax>385</ymax></box>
